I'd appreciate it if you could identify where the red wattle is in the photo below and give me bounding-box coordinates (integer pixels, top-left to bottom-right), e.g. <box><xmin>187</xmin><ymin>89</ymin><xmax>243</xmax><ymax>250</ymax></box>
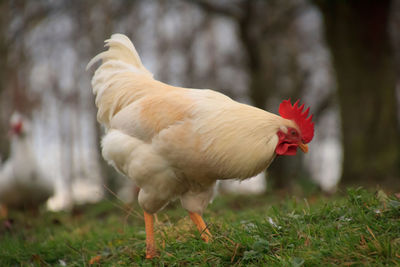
<box><xmin>276</xmin><ymin>142</ymin><xmax>298</xmax><ymax>155</ymax></box>
<box><xmin>275</xmin><ymin>131</ymin><xmax>299</xmax><ymax>156</ymax></box>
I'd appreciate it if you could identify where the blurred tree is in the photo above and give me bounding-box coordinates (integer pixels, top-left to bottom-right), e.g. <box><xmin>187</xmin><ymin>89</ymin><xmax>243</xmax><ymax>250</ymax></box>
<box><xmin>390</xmin><ymin>0</ymin><xmax>400</xmax><ymax>127</ymax></box>
<box><xmin>316</xmin><ymin>0</ymin><xmax>400</xmax><ymax>184</ymax></box>
<box><xmin>0</xmin><ymin>1</ymin><xmax>9</xmax><ymax>158</ymax></box>
<box><xmin>0</xmin><ymin>1</ymin><xmax>49</xmax><ymax>158</ymax></box>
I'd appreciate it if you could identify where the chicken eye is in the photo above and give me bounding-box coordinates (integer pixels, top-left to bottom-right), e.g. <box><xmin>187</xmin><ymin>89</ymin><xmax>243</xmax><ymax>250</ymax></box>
<box><xmin>290</xmin><ymin>130</ymin><xmax>298</xmax><ymax>137</ymax></box>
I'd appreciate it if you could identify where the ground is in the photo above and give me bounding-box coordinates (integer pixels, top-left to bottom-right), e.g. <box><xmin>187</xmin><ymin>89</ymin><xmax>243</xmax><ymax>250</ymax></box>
<box><xmin>0</xmin><ymin>187</ymin><xmax>399</xmax><ymax>266</ymax></box>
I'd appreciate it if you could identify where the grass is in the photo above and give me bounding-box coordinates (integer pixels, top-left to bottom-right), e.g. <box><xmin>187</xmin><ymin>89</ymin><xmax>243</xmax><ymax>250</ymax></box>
<box><xmin>0</xmin><ymin>187</ymin><xmax>399</xmax><ymax>266</ymax></box>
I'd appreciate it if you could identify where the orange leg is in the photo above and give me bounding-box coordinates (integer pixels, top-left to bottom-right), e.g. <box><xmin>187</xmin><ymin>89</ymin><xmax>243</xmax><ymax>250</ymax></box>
<box><xmin>188</xmin><ymin>212</ymin><xmax>212</xmax><ymax>243</ymax></box>
<box><xmin>144</xmin><ymin>211</ymin><xmax>158</xmax><ymax>259</ymax></box>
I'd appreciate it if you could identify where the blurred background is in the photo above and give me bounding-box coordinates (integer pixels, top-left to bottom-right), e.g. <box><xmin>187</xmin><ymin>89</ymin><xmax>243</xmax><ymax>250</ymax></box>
<box><xmin>0</xmin><ymin>0</ymin><xmax>399</xmax><ymax>211</ymax></box>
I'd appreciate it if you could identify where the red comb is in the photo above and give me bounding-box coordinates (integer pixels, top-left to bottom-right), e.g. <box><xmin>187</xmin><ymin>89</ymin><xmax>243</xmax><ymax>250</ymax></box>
<box><xmin>278</xmin><ymin>99</ymin><xmax>314</xmax><ymax>143</ymax></box>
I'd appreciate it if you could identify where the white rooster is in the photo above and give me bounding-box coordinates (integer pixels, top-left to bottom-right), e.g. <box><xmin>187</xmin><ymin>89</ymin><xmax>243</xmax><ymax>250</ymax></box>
<box><xmin>0</xmin><ymin>112</ymin><xmax>54</xmax><ymax>215</ymax></box>
<box><xmin>87</xmin><ymin>34</ymin><xmax>314</xmax><ymax>258</ymax></box>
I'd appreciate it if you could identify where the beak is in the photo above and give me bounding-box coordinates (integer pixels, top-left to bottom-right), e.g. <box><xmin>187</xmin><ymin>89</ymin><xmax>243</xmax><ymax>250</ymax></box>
<box><xmin>299</xmin><ymin>143</ymin><xmax>308</xmax><ymax>153</ymax></box>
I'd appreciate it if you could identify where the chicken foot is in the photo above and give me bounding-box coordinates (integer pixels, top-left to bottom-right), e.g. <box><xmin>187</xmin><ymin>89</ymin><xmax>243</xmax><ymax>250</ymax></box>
<box><xmin>188</xmin><ymin>212</ymin><xmax>212</xmax><ymax>243</ymax></box>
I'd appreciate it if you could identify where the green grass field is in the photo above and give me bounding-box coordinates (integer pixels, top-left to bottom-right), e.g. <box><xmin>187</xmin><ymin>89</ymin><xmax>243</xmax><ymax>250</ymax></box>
<box><xmin>0</xmin><ymin>188</ymin><xmax>399</xmax><ymax>266</ymax></box>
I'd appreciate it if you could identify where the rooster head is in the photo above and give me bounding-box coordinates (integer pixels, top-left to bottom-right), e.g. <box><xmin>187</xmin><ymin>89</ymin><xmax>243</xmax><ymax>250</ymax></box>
<box><xmin>275</xmin><ymin>99</ymin><xmax>314</xmax><ymax>156</ymax></box>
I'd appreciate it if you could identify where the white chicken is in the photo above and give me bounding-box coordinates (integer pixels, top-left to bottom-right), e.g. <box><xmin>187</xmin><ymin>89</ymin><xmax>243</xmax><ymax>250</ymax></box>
<box><xmin>87</xmin><ymin>34</ymin><xmax>314</xmax><ymax>258</ymax></box>
<box><xmin>0</xmin><ymin>113</ymin><xmax>54</xmax><ymax>215</ymax></box>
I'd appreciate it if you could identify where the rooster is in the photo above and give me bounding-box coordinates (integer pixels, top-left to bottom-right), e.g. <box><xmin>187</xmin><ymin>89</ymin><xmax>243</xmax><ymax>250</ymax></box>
<box><xmin>0</xmin><ymin>113</ymin><xmax>54</xmax><ymax>216</ymax></box>
<box><xmin>87</xmin><ymin>34</ymin><xmax>314</xmax><ymax>259</ymax></box>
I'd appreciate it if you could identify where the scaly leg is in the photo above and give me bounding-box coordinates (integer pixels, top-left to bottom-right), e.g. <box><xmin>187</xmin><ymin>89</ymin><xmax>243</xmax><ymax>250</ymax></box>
<box><xmin>144</xmin><ymin>211</ymin><xmax>158</xmax><ymax>259</ymax></box>
<box><xmin>188</xmin><ymin>212</ymin><xmax>212</xmax><ymax>243</ymax></box>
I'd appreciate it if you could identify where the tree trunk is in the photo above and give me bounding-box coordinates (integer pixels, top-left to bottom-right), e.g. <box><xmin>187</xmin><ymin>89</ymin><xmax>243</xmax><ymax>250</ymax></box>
<box><xmin>316</xmin><ymin>0</ymin><xmax>400</xmax><ymax>184</ymax></box>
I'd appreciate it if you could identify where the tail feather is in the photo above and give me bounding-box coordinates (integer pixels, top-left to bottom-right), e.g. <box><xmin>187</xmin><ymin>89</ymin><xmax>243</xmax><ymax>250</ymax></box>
<box><xmin>87</xmin><ymin>34</ymin><xmax>152</xmax><ymax>76</ymax></box>
<box><xmin>87</xmin><ymin>34</ymin><xmax>156</xmax><ymax>126</ymax></box>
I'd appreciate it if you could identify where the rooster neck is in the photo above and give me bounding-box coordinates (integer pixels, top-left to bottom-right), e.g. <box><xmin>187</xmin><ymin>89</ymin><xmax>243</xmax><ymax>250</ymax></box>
<box><xmin>193</xmin><ymin>108</ymin><xmax>293</xmax><ymax>180</ymax></box>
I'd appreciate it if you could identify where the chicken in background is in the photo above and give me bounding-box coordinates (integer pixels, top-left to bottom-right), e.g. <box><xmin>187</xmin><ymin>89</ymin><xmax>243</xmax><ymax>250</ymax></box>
<box><xmin>47</xmin><ymin>172</ymin><xmax>104</xmax><ymax>212</ymax></box>
<box><xmin>0</xmin><ymin>112</ymin><xmax>54</xmax><ymax>217</ymax></box>
<box><xmin>87</xmin><ymin>34</ymin><xmax>314</xmax><ymax>259</ymax></box>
